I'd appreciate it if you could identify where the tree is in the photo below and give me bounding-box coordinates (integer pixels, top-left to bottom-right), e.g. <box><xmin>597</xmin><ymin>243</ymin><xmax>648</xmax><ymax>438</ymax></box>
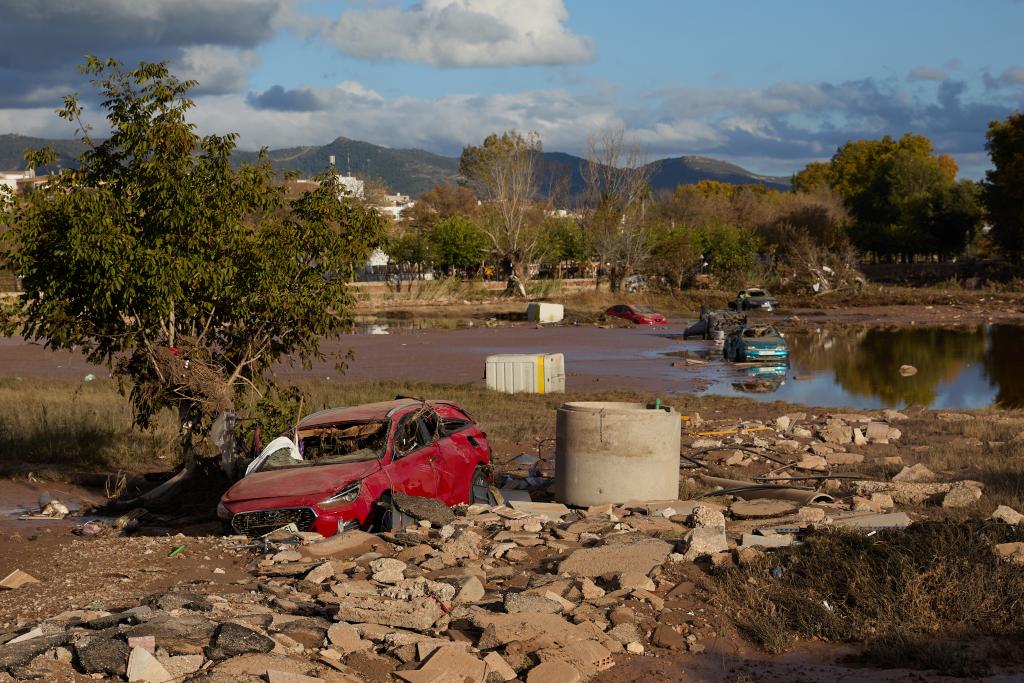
<box><xmin>0</xmin><ymin>58</ymin><xmax>386</xmax><ymax>481</ymax></box>
<box><xmin>426</xmin><ymin>215</ymin><xmax>490</xmax><ymax>273</ymax></box>
<box><xmin>459</xmin><ymin>131</ymin><xmax>544</xmax><ymax>290</ymax></box>
<box><xmin>983</xmin><ymin>112</ymin><xmax>1024</xmax><ymax>260</ymax></box>
<box><xmin>579</xmin><ymin>127</ymin><xmax>654</xmax><ymax>291</ymax></box>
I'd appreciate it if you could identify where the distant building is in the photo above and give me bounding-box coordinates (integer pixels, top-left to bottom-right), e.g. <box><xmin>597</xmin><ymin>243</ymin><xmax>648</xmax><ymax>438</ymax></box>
<box><xmin>0</xmin><ymin>167</ymin><xmax>34</xmax><ymax>194</ymax></box>
<box><xmin>335</xmin><ymin>174</ymin><xmax>365</xmax><ymax>199</ymax></box>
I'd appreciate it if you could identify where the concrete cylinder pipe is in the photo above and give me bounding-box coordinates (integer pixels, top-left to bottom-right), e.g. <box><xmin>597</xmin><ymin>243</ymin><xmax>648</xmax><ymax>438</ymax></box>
<box><xmin>555</xmin><ymin>401</ymin><xmax>681</xmax><ymax>506</ymax></box>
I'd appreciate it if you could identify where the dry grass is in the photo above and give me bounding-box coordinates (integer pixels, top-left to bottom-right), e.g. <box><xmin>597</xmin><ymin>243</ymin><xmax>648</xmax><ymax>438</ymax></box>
<box><xmin>0</xmin><ymin>377</ymin><xmax>178</xmax><ymax>474</ymax></box>
<box><xmin>716</xmin><ymin>522</ymin><xmax>1024</xmax><ymax>673</ymax></box>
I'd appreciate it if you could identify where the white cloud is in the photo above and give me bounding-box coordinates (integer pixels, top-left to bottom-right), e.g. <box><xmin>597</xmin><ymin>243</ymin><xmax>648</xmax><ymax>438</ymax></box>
<box><xmin>908</xmin><ymin>66</ymin><xmax>949</xmax><ymax>81</ymax></box>
<box><xmin>174</xmin><ymin>46</ymin><xmax>260</xmax><ymax>95</ymax></box>
<box><xmin>307</xmin><ymin>0</ymin><xmax>594</xmax><ymax>67</ymax></box>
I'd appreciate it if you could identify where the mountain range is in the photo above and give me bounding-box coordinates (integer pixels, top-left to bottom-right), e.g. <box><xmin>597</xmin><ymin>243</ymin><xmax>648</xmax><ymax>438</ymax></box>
<box><xmin>0</xmin><ymin>133</ymin><xmax>791</xmax><ymax>197</ymax></box>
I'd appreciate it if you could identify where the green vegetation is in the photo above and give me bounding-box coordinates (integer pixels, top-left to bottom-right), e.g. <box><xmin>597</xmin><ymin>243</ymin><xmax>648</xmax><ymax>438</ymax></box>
<box><xmin>983</xmin><ymin>112</ymin><xmax>1024</xmax><ymax>261</ymax></box>
<box><xmin>0</xmin><ymin>57</ymin><xmax>386</xmax><ymax>466</ymax></box>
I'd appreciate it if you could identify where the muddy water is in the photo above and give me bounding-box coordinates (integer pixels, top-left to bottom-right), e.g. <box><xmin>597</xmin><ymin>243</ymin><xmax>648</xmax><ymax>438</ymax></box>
<box><xmin>694</xmin><ymin>324</ymin><xmax>1024</xmax><ymax>409</ymax></box>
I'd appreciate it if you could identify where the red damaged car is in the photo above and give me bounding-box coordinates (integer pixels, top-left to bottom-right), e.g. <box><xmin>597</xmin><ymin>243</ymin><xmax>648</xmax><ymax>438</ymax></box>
<box><xmin>605</xmin><ymin>304</ymin><xmax>668</xmax><ymax>325</ymax></box>
<box><xmin>218</xmin><ymin>398</ymin><xmax>492</xmax><ymax>537</ymax></box>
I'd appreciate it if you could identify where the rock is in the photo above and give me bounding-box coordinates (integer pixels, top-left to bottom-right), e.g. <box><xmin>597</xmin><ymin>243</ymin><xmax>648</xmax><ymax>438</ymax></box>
<box><xmin>474</xmin><ymin>613</ymin><xmax>581</xmax><ymax>651</ymax></box>
<box><xmin>607</xmin><ymin>623</ymin><xmax>642</xmax><ymax>645</ymax></box>
<box><xmin>558</xmin><ymin>538</ymin><xmax>672</xmax><ymax>577</ymax></box>
<box><xmin>205</xmin><ymin>622</ymin><xmax>275</xmax><ymax>660</ymax></box>
<box><xmin>887</xmin><ymin>427</ymin><xmax>902</xmax><ymax>441</ymax></box>
<box><xmin>504</xmin><ymin>591</ymin><xmax>563</xmax><ymax>614</ymax></box>
<box><xmin>370</xmin><ymin>557</ymin><xmax>407</xmax><ymax>583</ymax></box>
<box><xmin>0</xmin><ymin>633</ymin><xmax>69</xmax><ymax>674</ymax></box>
<box><xmin>535</xmin><ymin>640</ymin><xmax>613</xmax><ymax>677</ymax></box>
<box><xmin>625</xmin><ymin>642</ymin><xmax>645</xmax><ymax>654</ymax></box>
<box><xmin>617</xmin><ymin>572</ymin><xmax>655</xmax><ymax>591</ymax></box>
<box><xmin>266</xmin><ymin>671</ymin><xmax>326</xmax><ymax>683</ymax></box>
<box><xmin>853</xmin><ymin>480</ymin><xmax>983</xmax><ymax>506</ymax></box>
<box><xmin>941</xmin><ymin>482</ymin><xmax>982</xmax><ymax>508</ymax></box>
<box><xmin>730</xmin><ymin>499</ymin><xmax>797</xmax><ymax>519</ymax></box>
<box><xmin>892</xmin><ymin>464</ymin><xmax>938</xmax><ymax>483</ymax></box>
<box><xmin>733</xmin><ymin>546</ymin><xmax>765</xmax><ymax>566</ymax></box>
<box><xmin>851</xmin><ymin>496</ymin><xmax>882</xmax><ymax>512</ymax></box>
<box><xmin>899</xmin><ymin>364</ymin><xmax>917</xmax><ymax>376</ymax></box>
<box><xmin>336</xmin><ymin>593</ymin><xmax>446</xmax><ymax>631</ymax></box>
<box><xmin>688</xmin><ymin>504</ymin><xmax>726</xmax><ymax>529</ymax></box>
<box><xmin>882</xmin><ymin>409</ymin><xmax>909</xmax><ymax>421</ymax></box>
<box><xmin>0</xmin><ymin>569</ymin><xmax>39</xmax><ymax>590</ymax></box>
<box><xmin>681</xmin><ymin>527</ymin><xmax>728</xmax><ymax>560</ymax></box>
<box><xmin>690</xmin><ymin>438</ymin><xmax>722</xmax><ymax>449</ymax></box>
<box><xmin>327</xmin><ymin>622</ymin><xmax>371</xmax><ymax>655</ymax></box>
<box><xmin>994</xmin><ymin>542</ymin><xmax>1024</xmax><ymax>565</ymax></box>
<box><xmin>852</xmin><ymin>428</ymin><xmax>868</xmax><ymax>446</ymax></box>
<box><xmin>125</xmin><ymin>613</ymin><xmax>217</xmax><ymax>652</ymax></box>
<box><xmin>938</xmin><ymin>412</ymin><xmax>974</xmax><ymax>422</ymax></box>
<box><xmin>483</xmin><ymin>652</ymin><xmax>517</xmax><ymax>681</ymax></box>
<box><xmin>869</xmin><ymin>493</ymin><xmax>896</xmax><ymax>510</ymax></box>
<box><xmin>820</xmin><ymin>424</ymin><xmax>852</xmax><ymax>445</ymax></box>
<box><xmin>272</xmin><ymin>549</ymin><xmax>303</xmax><ymax>563</ymax></box>
<box><xmin>395</xmin><ymin>646</ymin><xmax>487</xmax><ymax>683</ymax></box>
<box><xmin>826</xmin><ymin>451</ymin><xmax>864</xmax><ymax>465</ymax></box>
<box><xmin>146</xmin><ymin>592</ymin><xmax>213</xmax><ymax>612</ymax></box>
<box><xmin>438</xmin><ymin>575</ymin><xmax>486</xmax><ymax>604</ymax></box>
<box><xmin>796</xmin><ymin>506</ymin><xmax>827</xmax><ymax>523</ymax></box>
<box><xmin>775</xmin><ymin>416</ymin><xmax>791</xmax><ymax>432</ymax></box>
<box><xmin>608</xmin><ymin>607</ymin><xmax>635</xmax><ymax>625</ymax></box>
<box><xmin>156</xmin><ymin>653</ymin><xmax>204</xmax><ymax>679</ymax></box>
<box><xmin>991</xmin><ymin>505</ymin><xmax>1024</xmax><ymax>525</ymax></box>
<box><xmin>740</xmin><ymin>533</ymin><xmax>793</xmax><ymax>549</ymax></box>
<box><xmin>651</xmin><ymin>624</ymin><xmax>686</xmax><ymax>650</ymax></box>
<box><xmin>795</xmin><ymin>455</ymin><xmax>828</xmax><ymax>471</ymax></box>
<box><xmin>76</xmin><ymin>637</ymin><xmax>131</xmax><ymax>677</ymax></box>
<box><xmin>126</xmin><ymin>646</ymin><xmax>171</xmax><ymax>683</ymax></box>
<box><xmin>304</xmin><ymin>561</ymin><xmax>335</xmax><ymax>584</ymax></box>
<box><xmin>527</xmin><ymin>660</ymin><xmax>581</xmax><ymax>683</ymax></box>
<box><xmin>579</xmin><ymin>578</ymin><xmax>605</xmax><ymax>600</ymax></box>
<box><xmin>393</xmin><ymin>491</ymin><xmax>457</xmax><ymax>527</ymax></box>
<box><xmin>85</xmin><ymin>605</ymin><xmax>153</xmax><ymax>630</ymax></box>
<box><xmin>301</xmin><ymin>530</ymin><xmax>390</xmax><ymax>559</ymax></box>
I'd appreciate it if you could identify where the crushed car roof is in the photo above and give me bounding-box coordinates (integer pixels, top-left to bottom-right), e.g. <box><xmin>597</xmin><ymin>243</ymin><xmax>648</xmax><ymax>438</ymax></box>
<box><xmin>298</xmin><ymin>399</ymin><xmax>421</xmax><ymax>429</ymax></box>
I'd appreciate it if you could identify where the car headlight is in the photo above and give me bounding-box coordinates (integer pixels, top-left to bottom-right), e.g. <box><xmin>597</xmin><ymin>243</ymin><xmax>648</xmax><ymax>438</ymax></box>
<box><xmin>216</xmin><ymin>501</ymin><xmax>232</xmax><ymax>520</ymax></box>
<box><xmin>318</xmin><ymin>482</ymin><xmax>360</xmax><ymax>510</ymax></box>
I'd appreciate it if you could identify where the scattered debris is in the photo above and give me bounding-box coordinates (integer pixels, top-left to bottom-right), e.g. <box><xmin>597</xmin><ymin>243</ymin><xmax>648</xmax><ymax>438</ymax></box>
<box><xmin>0</xmin><ymin>569</ymin><xmax>40</xmax><ymax>590</ymax></box>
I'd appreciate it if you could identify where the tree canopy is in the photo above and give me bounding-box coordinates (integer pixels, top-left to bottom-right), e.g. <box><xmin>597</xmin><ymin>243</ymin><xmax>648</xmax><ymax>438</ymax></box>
<box><xmin>0</xmin><ymin>57</ymin><xmax>386</xmax><ymax>464</ymax></box>
<box><xmin>983</xmin><ymin>112</ymin><xmax>1024</xmax><ymax>260</ymax></box>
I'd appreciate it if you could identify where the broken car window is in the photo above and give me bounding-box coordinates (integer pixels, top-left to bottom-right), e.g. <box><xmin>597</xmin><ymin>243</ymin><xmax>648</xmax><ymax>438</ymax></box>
<box><xmin>256</xmin><ymin>421</ymin><xmax>388</xmax><ymax>471</ymax></box>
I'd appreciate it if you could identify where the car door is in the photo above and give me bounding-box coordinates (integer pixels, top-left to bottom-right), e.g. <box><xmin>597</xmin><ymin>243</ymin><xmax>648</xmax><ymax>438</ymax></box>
<box><xmin>383</xmin><ymin>411</ymin><xmax>440</xmax><ymax>499</ymax></box>
<box><xmin>426</xmin><ymin>406</ymin><xmax>477</xmax><ymax>505</ymax></box>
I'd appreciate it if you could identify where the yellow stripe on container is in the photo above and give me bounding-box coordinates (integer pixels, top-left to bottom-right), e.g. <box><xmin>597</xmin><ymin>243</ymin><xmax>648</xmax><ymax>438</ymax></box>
<box><xmin>536</xmin><ymin>354</ymin><xmax>545</xmax><ymax>394</ymax></box>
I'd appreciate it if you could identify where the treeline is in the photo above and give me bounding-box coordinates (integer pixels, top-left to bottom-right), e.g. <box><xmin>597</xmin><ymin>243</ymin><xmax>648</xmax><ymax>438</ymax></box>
<box><xmin>382</xmin><ymin>114</ymin><xmax>1024</xmax><ymax>292</ymax></box>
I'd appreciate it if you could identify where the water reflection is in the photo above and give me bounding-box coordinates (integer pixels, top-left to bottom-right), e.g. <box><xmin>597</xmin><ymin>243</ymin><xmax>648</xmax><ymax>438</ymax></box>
<box><xmin>700</xmin><ymin>324</ymin><xmax>1024</xmax><ymax>409</ymax></box>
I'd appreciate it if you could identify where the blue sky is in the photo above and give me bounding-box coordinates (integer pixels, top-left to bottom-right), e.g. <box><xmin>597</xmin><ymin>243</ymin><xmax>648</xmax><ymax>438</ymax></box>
<box><xmin>2</xmin><ymin>0</ymin><xmax>1023</xmax><ymax>177</ymax></box>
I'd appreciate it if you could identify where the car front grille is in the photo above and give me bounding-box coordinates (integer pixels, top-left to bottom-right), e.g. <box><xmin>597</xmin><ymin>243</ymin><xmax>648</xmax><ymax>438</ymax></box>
<box><xmin>231</xmin><ymin>507</ymin><xmax>317</xmax><ymax>535</ymax></box>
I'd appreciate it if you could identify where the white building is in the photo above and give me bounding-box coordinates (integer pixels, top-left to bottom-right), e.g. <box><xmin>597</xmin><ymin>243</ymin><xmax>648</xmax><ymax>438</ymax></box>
<box><xmin>0</xmin><ymin>168</ymin><xmax>34</xmax><ymax>194</ymax></box>
<box><xmin>335</xmin><ymin>174</ymin><xmax>364</xmax><ymax>199</ymax></box>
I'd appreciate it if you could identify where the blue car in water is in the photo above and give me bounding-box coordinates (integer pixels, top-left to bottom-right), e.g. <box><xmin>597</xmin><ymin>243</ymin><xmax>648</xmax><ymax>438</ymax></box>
<box><xmin>723</xmin><ymin>323</ymin><xmax>789</xmax><ymax>362</ymax></box>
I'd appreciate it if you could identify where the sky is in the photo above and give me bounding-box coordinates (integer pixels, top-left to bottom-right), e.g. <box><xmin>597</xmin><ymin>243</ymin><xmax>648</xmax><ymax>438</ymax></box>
<box><xmin>1</xmin><ymin>0</ymin><xmax>1023</xmax><ymax>178</ymax></box>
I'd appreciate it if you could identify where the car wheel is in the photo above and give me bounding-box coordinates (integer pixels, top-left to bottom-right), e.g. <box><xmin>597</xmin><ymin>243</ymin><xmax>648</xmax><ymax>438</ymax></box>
<box><xmin>371</xmin><ymin>494</ymin><xmax>410</xmax><ymax>533</ymax></box>
<box><xmin>469</xmin><ymin>466</ymin><xmax>493</xmax><ymax>504</ymax></box>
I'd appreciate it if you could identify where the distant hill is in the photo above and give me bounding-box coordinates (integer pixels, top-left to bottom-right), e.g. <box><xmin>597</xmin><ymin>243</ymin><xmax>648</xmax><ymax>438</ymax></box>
<box><xmin>0</xmin><ymin>133</ymin><xmax>790</xmax><ymax>197</ymax></box>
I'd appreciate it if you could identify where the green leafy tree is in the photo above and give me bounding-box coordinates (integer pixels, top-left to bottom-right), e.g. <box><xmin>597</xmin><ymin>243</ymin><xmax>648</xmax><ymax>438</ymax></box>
<box><xmin>0</xmin><ymin>57</ymin><xmax>386</xmax><ymax>474</ymax></box>
<box><xmin>541</xmin><ymin>215</ymin><xmax>587</xmax><ymax>265</ymax></box>
<box><xmin>426</xmin><ymin>215</ymin><xmax>490</xmax><ymax>272</ymax></box>
<box><xmin>696</xmin><ymin>223</ymin><xmax>760</xmax><ymax>280</ymax></box>
<box><xmin>983</xmin><ymin>112</ymin><xmax>1024</xmax><ymax>260</ymax></box>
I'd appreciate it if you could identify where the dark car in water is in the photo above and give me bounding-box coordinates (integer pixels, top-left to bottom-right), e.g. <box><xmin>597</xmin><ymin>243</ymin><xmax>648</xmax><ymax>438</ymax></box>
<box><xmin>218</xmin><ymin>399</ymin><xmax>492</xmax><ymax>537</ymax></box>
<box><xmin>728</xmin><ymin>288</ymin><xmax>779</xmax><ymax>311</ymax></box>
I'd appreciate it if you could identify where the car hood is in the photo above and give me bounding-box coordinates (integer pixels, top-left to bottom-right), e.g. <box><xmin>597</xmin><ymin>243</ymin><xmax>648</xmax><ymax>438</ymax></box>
<box><xmin>222</xmin><ymin>460</ymin><xmax>381</xmax><ymax>505</ymax></box>
<box><xmin>745</xmin><ymin>338</ymin><xmax>786</xmax><ymax>347</ymax></box>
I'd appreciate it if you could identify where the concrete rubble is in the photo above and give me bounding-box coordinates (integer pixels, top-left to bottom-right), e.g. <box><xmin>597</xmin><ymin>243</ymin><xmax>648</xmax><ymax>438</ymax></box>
<box><xmin>1</xmin><ymin>408</ymin><xmax>1018</xmax><ymax>682</ymax></box>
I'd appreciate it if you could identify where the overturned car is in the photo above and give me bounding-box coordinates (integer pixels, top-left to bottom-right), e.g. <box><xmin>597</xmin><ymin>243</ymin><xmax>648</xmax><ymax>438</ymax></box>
<box><xmin>218</xmin><ymin>399</ymin><xmax>492</xmax><ymax>537</ymax></box>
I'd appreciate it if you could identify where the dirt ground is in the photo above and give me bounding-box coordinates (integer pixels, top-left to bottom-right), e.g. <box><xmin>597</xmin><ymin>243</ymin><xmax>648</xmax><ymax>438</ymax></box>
<box><xmin>2</xmin><ymin>298</ymin><xmax>1024</xmax><ymax>681</ymax></box>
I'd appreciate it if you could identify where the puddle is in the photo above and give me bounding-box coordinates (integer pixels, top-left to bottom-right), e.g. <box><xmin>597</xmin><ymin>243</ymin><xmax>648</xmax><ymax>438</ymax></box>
<box><xmin>691</xmin><ymin>324</ymin><xmax>1024</xmax><ymax>409</ymax></box>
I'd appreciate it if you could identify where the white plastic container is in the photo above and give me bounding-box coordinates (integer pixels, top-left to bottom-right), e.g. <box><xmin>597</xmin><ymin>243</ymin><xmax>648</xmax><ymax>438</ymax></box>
<box><xmin>526</xmin><ymin>302</ymin><xmax>564</xmax><ymax>323</ymax></box>
<box><xmin>485</xmin><ymin>353</ymin><xmax>565</xmax><ymax>394</ymax></box>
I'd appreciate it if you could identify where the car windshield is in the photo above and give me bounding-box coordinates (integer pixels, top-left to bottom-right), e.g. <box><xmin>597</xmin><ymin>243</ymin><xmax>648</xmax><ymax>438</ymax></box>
<box><xmin>257</xmin><ymin>420</ymin><xmax>388</xmax><ymax>471</ymax></box>
<box><xmin>747</xmin><ymin>290</ymin><xmax>766</xmax><ymax>297</ymax></box>
<box><xmin>742</xmin><ymin>326</ymin><xmax>778</xmax><ymax>338</ymax></box>
<box><xmin>633</xmin><ymin>306</ymin><xmax>656</xmax><ymax>313</ymax></box>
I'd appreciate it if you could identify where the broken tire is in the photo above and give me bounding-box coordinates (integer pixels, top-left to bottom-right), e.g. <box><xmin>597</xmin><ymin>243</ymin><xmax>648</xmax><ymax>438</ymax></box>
<box><xmin>371</xmin><ymin>494</ymin><xmax>411</xmax><ymax>533</ymax></box>
<box><xmin>469</xmin><ymin>467</ymin><xmax>491</xmax><ymax>505</ymax></box>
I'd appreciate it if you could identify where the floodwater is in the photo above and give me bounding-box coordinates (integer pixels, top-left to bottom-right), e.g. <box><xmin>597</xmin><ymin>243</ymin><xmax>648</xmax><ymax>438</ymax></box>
<box><xmin>693</xmin><ymin>324</ymin><xmax>1024</xmax><ymax>409</ymax></box>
